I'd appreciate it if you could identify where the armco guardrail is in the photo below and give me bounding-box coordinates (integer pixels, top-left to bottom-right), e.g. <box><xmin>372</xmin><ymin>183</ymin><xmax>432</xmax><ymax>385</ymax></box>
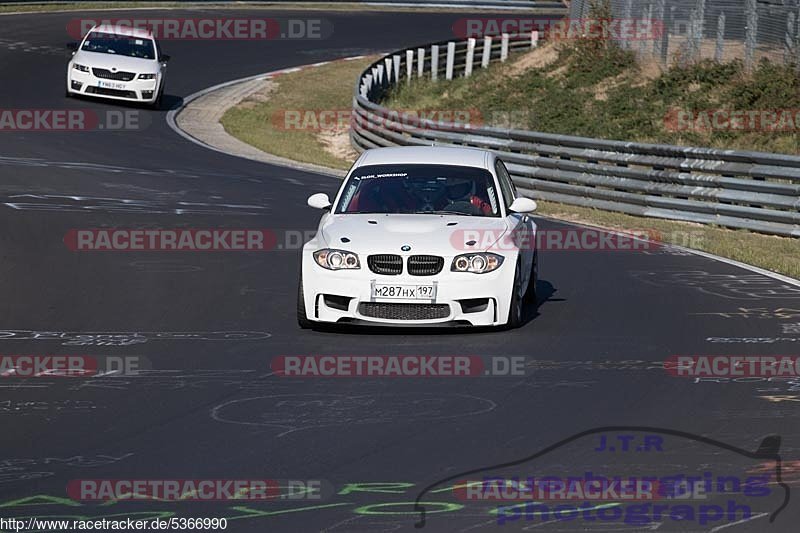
<box><xmin>351</xmin><ymin>35</ymin><xmax>800</xmax><ymax>238</ymax></box>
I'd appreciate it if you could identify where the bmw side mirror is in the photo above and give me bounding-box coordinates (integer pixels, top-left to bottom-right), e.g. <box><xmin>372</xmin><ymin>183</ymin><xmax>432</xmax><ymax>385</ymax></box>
<box><xmin>308</xmin><ymin>193</ymin><xmax>332</xmax><ymax>210</ymax></box>
<box><xmin>509</xmin><ymin>197</ymin><xmax>537</xmax><ymax>214</ymax></box>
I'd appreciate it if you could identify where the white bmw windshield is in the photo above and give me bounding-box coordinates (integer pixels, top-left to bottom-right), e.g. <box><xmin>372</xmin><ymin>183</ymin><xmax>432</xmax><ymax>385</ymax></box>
<box><xmin>336</xmin><ymin>164</ymin><xmax>500</xmax><ymax>217</ymax></box>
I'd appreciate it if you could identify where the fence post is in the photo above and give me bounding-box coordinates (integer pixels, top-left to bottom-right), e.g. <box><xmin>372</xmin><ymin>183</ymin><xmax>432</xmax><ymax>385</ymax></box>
<box><xmin>431</xmin><ymin>44</ymin><xmax>439</xmax><ymax>80</ymax></box>
<box><xmin>384</xmin><ymin>57</ymin><xmax>393</xmax><ymax>83</ymax></box>
<box><xmin>622</xmin><ymin>0</ymin><xmax>634</xmax><ymax>50</ymax></box>
<box><xmin>481</xmin><ymin>36</ymin><xmax>492</xmax><ymax>67</ymax></box>
<box><xmin>446</xmin><ymin>41</ymin><xmax>456</xmax><ymax>80</ymax></box>
<box><xmin>687</xmin><ymin>0</ymin><xmax>706</xmax><ymax>63</ymax></box>
<box><xmin>796</xmin><ymin>5</ymin><xmax>800</xmax><ymax>74</ymax></box>
<box><xmin>465</xmin><ymin>38</ymin><xmax>476</xmax><ymax>77</ymax></box>
<box><xmin>784</xmin><ymin>13</ymin><xmax>796</xmax><ymax>66</ymax></box>
<box><xmin>640</xmin><ymin>3</ymin><xmax>653</xmax><ymax>57</ymax></box>
<box><xmin>501</xmin><ymin>33</ymin><xmax>509</xmax><ymax>62</ymax></box>
<box><xmin>406</xmin><ymin>49</ymin><xmax>414</xmax><ymax>82</ymax></box>
<box><xmin>376</xmin><ymin>63</ymin><xmax>384</xmax><ymax>85</ymax></box>
<box><xmin>796</xmin><ymin>3</ymin><xmax>800</xmax><ymax>74</ymax></box>
<box><xmin>417</xmin><ymin>48</ymin><xmax>425</xmax><ymax>77</ymax></box>
<box><xmin>530</xmin><ymin>30</ymin><xmax>539</xmax><ymax>49</ymax></box>
<box><xmin>392</xmin><ymin>54</ymin><xmax>401</xmax><ymax>84</ymax></box>
<box><xmin>654</xmin><ymin>0</ymin><xmax>667</xmax><ymax>63</ymax></box>
<box><xmin>745</xmin><ymin>0</ymin><xmax>758</xmax><ymax>73</ymax></box>
<box><xmin>715</xmin><ymin>12</ymin><xmax>726</xmax><ymax>63</ymax></box>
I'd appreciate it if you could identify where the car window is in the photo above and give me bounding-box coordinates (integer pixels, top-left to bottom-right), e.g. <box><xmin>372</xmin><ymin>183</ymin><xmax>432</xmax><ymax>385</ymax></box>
<box><xmin>82</xmin><ymin>31</ymin><xmax>156</xmax><ymax>60</ymax></box>
<box><xmin>336</xmin><ymin>164</ymin><xmax>501</xmax><ymax>217</ymax></box>
<box><xmin>495</xmin><ymin>159</ymin><xmax>516</xmax><ymax>209</ymax></box>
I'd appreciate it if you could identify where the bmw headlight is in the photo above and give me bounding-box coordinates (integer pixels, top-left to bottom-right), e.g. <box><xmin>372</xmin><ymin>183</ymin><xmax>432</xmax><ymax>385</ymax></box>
<box><xmin>313</xmin><ymin>249</ymin><xmax>360</xmax><ymax>270</ymax></box>
<box><xmin>72</xmin><ymin>63</ymin><xmax>89</xmax><ymax>72</ymax></box>
<box><xmin>138</xmin><ymin>73</ymin><xmax>157</xmax><ymax>80</ymax></box>
<box><xmin>451</xmin><ymin>253</ymin><xmax>504</xmax><ymax>274</ymax></box>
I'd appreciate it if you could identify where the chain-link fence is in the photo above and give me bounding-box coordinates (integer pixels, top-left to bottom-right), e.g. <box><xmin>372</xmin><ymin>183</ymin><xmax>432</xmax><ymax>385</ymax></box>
<box><xmin>568</xmin><ymin>0</ymin><xmax>800</xmax><ymax>71</ymax></box>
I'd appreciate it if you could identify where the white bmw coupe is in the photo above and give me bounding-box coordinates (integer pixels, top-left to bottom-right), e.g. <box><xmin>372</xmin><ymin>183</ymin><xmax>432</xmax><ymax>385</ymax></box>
<box><xmin>298</xmin><ymin>146</ymin><xmax>539</xmax><ymax>329</ymax></box>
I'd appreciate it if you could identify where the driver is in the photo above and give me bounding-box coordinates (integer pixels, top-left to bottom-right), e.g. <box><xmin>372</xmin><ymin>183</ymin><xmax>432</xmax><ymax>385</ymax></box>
<box><xmin>445</xmin><ymin>179</ymin><xmax>493</xmax><ymax>215</ymax></box>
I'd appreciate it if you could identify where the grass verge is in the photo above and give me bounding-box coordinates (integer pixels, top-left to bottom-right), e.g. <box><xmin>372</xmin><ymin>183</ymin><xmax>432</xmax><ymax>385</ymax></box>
<box><xmin>385</xmin><ymin>41</ymin><xmax>800</xmax><ymax>154</ymax></box>
<box><xmin>221</xmin><ymin>56</ymin><xmax>376</xmax><ymax>170</ymax></box>
<box><xmin>221</xmin><ymin>53</ymin><xmax>800</xmax><ymax>280</ymax></box>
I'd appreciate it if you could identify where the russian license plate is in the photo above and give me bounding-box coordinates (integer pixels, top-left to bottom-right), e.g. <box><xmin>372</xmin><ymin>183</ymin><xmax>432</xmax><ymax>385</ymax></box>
<box><xmin>372</xmin><ymin>283</ymin><xmax>436</xmax><ymax>300</ymax></box>
<box><xmin>98</xmin><ymin>80</ymin><xmax>125</xmax><ymax>90</ymax></box>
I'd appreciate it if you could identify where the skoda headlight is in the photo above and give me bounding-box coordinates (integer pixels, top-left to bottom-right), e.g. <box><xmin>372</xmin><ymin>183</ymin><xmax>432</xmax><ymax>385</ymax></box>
<box><xmin>138</xmin><ymin>73</ymin><xmax>157</xmax><ymax>80</ymax></box>
<box><xmin>451</xmin><ymin>252</ymin><xmax>503</xmax><ymax>274</ymax></box>
<box><xmin>72</xmin><ymin>63</ymin><xmax>89</xmax><ymax>72</ymax></box>
<box><xmin>313</xmin><ymin>249</ymin><xmax>360</xmax><ymax>270</ymax></box>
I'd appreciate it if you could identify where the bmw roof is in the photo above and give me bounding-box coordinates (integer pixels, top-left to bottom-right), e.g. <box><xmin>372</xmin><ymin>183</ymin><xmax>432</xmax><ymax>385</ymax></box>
<box><xmin>355</xmin><ymin>146</ymin><xmax>493</xmax><ymax>170</ymax></box>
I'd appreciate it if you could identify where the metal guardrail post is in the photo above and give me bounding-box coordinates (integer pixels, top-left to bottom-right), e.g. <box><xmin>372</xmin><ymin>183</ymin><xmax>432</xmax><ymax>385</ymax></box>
<box><xmin>715</xmin><ymin>12</ymin><xmax>726</xmax><ymax>63</ymax></box>
<box><xmin>745</xmin><ymin>0</ymin><xmax>758</xmax><ymax>73</ymax></box>
<box><xmin>481</xmin><ymin>36</ymin><xmax>492</xmax><ymax>68</ymax></box>
<box><xmin>501</xmin><ymin>33</ymin><xmax>509</xmax><ymax>61</ymax></box>
<box><xmin>445</xmin><ymin>42</ymin><xmax>456</xmax><ymax>79</ymax></box>
<box><xmin>465</xmin><ymin>38</ymin><xmax>476</xmax><ymax>77</ymax></box>
<box><xmin>431</xmin><ymin>45</ymin><xmax>439</xmax><ymax>80</ymax></box>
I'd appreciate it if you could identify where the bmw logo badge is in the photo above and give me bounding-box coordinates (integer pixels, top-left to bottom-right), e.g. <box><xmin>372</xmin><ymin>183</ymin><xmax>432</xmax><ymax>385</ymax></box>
<box><xmin>401</xmin><ymin>245</ymin><xmax>411</xmax><ymax>252</ymax></box>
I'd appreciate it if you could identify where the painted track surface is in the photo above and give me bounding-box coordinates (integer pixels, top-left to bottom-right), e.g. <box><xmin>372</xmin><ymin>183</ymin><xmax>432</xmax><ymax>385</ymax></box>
<box><xmin>0</xmin><ymin>8</ymin><xmax>799</xmax><ymax>532</ymax></box>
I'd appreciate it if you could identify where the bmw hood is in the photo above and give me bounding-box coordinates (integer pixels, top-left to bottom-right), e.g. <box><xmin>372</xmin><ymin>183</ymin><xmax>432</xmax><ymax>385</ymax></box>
<box><xmin>318</xmin><ymin>214</ymin><xmax>512</xmax><ymax>257</ymax></box>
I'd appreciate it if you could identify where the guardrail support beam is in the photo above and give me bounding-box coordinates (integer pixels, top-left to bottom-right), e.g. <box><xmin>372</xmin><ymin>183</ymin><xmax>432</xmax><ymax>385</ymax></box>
<box><xmin>481</xmin><ymin>36</ymin><xmax>492</xmax><ymax>67</ymax></box>
<box><xmin>431</xmin><ymin>45</ymin><xmax>439</xmax><ymax>80</ymax></box>
<box><xmin>501</xmin><ymin>33</ymin><xmax>509</xmax><ymax>62</ymax></box>
<box><xmin>465</xmin><ymin>38</ymin><xmax>476</xmax><ymax>77</ymax></box>
<box><xmin>446</xmin><ymin>42</ymin><xmax>456</xmax><ymax>80</ymax></box>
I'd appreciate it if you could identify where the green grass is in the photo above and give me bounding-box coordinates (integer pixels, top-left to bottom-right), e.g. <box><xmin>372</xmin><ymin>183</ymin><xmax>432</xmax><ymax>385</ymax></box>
<box><xmin>536</xmin><ymin>202</ymin><xmax>800</xmax><ymax>279</ymax></box>
<box><xmin>221</xmin><ymin>56</ymin><xmax>376</xmax><ymax>170</ymax></box>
